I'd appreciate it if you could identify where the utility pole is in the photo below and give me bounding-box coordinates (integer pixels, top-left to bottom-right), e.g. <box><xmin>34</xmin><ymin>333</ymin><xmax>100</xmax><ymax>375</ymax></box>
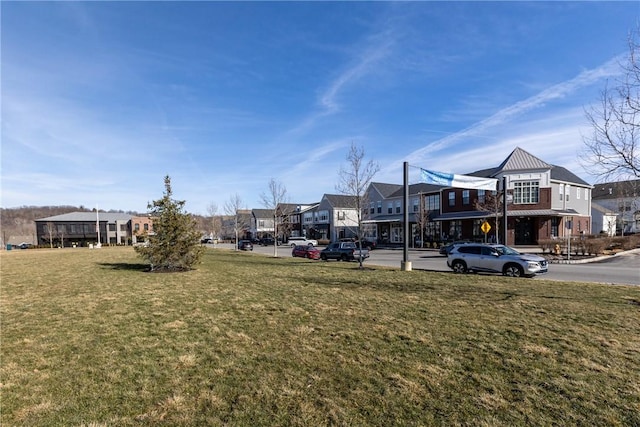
<box><xmin>402</xmin><ymin>162</ymin><xmax>411</xmax><ymax>271</ymax></box>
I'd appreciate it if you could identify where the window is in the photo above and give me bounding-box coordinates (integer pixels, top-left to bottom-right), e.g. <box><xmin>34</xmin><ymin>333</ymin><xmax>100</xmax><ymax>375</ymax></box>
<box><xmin>304</xmin><ymin>212</ymin><xmax>313</xmax><ymax>223</ymax></box>
<box><xmin>377</xmin><ymin>201</ymin><xmax>382</xmax><ymax>214</ymax></box>
<box><xmin>319</xmin><ymin>211</ymin><xmax>329</xmax><ymax>222</ymax></box>
<box><xmin>462</xmin><ymin>190</ymin><xmax>470</xmax><ymax>205</ymax></box>
<box><xmin>584</xmin><ymin>188</ymin><xmax>589</xmax><ymax>200</ymax></box>
<box><xmin>448</xmin><ymin>192</ymin><xmax>455</xmax><ymax>207</ymax></box>
<box><xmin>134</xmin><ymin>223</ymin><xmax>140</xmax><ymax>231</ymax></box>
<box><xmin>473</xmin><ymin>219</ymin><xmax>483</xmax><ymax>237</ymax></box>
<box><xmin>109</xmin><ymin>224</ymin><xmax>116</xmax><ymax>232</ymax></box>
<box><xmin>335</xmin><ymin>211</ymin><xmax>344</xmax><ymax>221</ymax></box>
<box><xmin>458</xmin><ymin>245</ymin><xmax>481</xmax><ymax>255</ymax></box>
<box><xmin>120</xmin><ymin>224</ymin><xmax>127</xmax><ymax>232</ymax></box>
<box><xmin>387</xmin><ymin>202</ymin><xmax>393</xmax><ymax>214</ymax></box>
<box><xmin>412</xmin><ymin>198</ymin><xmax>419</xmax><ymax>212</ymax></box>
<box><xmin>565</xmin><ymin>184</ymin><xmax>570</xmax><ymax>201</ymax></box>
<box><xmin>395</xmin><ymin>200</ymin><xmax>401</xmax><ymax>214</ymax></box>
<box><xmin>559</xmin><ymin>185</ymin><xmax>564</xmax><ymax>201</ymax></box>
<box><xmin>425</xmin><ymin>194</ymin><xmax>440</xmax><ymax>211</ymax></box>
<box><xmin>513</xmin><ymin>181</ymin><xmax>539</xmax><ymax>204</ymax></box>
<box><xmin>478</xmin><ymin>189</ymin><xmax>485</xmax><ymax>204</ymax></box>
<box><xmin>551</xmin><ymin>217</ymin><xmax>559</xmax><ymax>237</ymax></box>
<box><xmin>143</xmin><ymin>223</ymin><xmax>149</xmax><ymax>231</ymax></box>
<box><xmin>370</xmin><ymin>202</ymin><xmax>374</xmax><ymax>214</ymax></box>
<box><xmin>449</xmin><ymin>220</ymin><xmax>462</xmax><ymax>239</ymax></box>
<box><xmin>576</xmin><ymin>188</ymin><xmax>580</xmax><ymax>200</ymax></box>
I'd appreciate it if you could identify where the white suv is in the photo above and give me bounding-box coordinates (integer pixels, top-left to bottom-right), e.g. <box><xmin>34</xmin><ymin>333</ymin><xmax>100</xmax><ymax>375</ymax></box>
<box><xmin>447</xmin><ymin>244</ymin><xmax>548</xmax><ymax>278</ymax></box>
<box><xmin>285</xmin><ymin>237</ymin><xmax>318</xmax><ymax>247</ymax></box>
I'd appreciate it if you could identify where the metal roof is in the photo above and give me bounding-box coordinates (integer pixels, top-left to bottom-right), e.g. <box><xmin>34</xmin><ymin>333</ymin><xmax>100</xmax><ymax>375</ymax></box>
<box><xmin>36</xmin><ymin>212</ymin><xmax>133</xmax><ymax>222</ymax></box>
<box><xmin>496</xmin><ymin>147</ymin><xmax>551</xmax><ymax>171</ymax></box>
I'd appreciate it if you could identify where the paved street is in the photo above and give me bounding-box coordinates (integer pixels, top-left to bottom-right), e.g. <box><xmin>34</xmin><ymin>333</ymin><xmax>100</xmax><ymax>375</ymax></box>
<box><xmin>211</xmin><ymin>244</ymin><xmax>640</xmax><ymax>286</ymax></box>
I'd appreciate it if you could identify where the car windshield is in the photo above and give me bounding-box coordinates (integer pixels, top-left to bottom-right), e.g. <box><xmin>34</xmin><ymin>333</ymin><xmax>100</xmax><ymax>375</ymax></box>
<box><xmin>494</xmin><ymin>245</ymin><xmax>520</xmax><ymax>256</ymax></box>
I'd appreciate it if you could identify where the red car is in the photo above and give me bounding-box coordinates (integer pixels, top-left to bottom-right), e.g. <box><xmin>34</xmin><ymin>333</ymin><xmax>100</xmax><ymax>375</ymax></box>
<box><xmin>292</xmin><ymin>245</ymin><xmax>321</xmax><ymax>260</ymax></box>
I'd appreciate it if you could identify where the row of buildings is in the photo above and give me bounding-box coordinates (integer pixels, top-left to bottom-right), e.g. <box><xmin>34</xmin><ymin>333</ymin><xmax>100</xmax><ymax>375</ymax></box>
<box><xmin>32</xmin><ymin>148</ymin><xmax>639</xmax><ymax>248</ymax></box>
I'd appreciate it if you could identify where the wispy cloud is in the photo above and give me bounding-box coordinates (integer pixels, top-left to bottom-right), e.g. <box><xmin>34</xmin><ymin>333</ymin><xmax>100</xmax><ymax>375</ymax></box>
<box><xmin>382</xmin><ymin>54</ymin><xmax>625</xmax><ymax>179</ymax></box>
<box><xmin>285</xmin><ymin>30</ymin><xmax>397</xmax><ymax>137</ymax></box>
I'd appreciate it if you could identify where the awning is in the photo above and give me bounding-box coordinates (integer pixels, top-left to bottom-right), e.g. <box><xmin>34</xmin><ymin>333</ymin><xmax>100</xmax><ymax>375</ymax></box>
<box><xmin>432</xmin><ymin>209</ymin><xmax>582</xmax><ymax>221</ymax></box>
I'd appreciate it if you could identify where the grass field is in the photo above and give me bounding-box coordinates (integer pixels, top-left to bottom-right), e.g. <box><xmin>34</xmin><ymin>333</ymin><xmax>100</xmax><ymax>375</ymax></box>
<box><xmin>1</xmin><ymin>247</ymin><xmax>639</xmax><ymax>426</ymax></box>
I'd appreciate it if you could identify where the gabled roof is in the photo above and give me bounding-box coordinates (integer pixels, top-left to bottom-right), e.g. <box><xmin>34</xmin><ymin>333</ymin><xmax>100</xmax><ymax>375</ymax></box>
<box><xmin>322</xmin><ymin>194</ymin><xmax>359</xmax><ymax>208</ymax></box>
<box><xmin>252</xmin><ymin>209</ymin><xmax>274</xmax><ymax>218</ymax></box>
<box><xmin>36</xmin><ymin>212</ymin><xmax>132</xmax><ymax>222</ymax></box>
<box><xmin>496</xmin><ymin>147</ymin><xmax>551</xmax><ymax>171</ymax></box>
<box><xmin>468</xmin><ymin>147</ymin><xmax>590</xmax><ymax>186</ymax></box>
<box><xmin>389</xmin><ymin>183</ymin><xmax>444</xmax><ymax>198</ymax></box>
<box><xmin>550</xmin><ymin>166</ymin><xmax>590</xmax><ymax>186</ymax></box>
<box><xmin>370</xmin><ymin>182</ymin><xmax>402</xmax><ymax>198</ymax></box>
<box><xmin>591</xmin><ymin>202</ymin><xmax>618</xmax><ymax>215</ymax></box>
<box><xmin>591</xmin><ymin>179</ymin><xmax>640</xmax><ymax>199</ymax></box>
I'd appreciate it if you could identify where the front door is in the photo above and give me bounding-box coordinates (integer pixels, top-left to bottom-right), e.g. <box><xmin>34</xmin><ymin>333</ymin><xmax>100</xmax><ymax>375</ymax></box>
<box><xmin>514</xmin><ymin>218</ymin><xmax>534</xmax><ymax>245</ymax></box>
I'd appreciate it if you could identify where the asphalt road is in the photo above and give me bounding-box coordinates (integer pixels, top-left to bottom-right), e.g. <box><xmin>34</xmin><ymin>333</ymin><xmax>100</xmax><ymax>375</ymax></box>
<box><xmin>211</xmin><ymin>243</ymin><xmax>640</xmax><ymax>286</ymax></box>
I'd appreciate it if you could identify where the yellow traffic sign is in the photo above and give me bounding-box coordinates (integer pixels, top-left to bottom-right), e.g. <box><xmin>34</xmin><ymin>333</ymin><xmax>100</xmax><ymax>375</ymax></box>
<box><xmin>481</xmin><ymin>221</ymin><xmax>491</xmax><ymax>234</ymax></box>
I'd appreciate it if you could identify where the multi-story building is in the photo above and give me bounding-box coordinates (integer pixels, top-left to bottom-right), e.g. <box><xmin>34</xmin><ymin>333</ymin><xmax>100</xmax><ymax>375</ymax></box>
<box><xmin>364</xmin><ymin>147</ymin><xmax>593</xmax><ymax>246</ymax></box>
<box><xmin>591</xmin><ymin>179</ymin><xmax>640</xmax><ymax>235</ymax></box>
<box><xmin>131</xmin><ymin>215</ymin><xmax>154</xmax><ymax>245</ymax></box>
<box><xmin>35</xmin><ymin>212</ymin><xmax>132</xmax><ymax>247</ymax></box>
<box><xmin>251</xmin><ymin>209</ymin><xmax>275</xmax><ymax>240</ymax></box>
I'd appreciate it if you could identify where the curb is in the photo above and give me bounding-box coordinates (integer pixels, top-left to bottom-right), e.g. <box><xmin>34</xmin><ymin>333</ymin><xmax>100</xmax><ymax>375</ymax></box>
<box><xmin>543</xmin><ymin>248</ymin><xmax>640</xmax><ymax>264</ymax></box>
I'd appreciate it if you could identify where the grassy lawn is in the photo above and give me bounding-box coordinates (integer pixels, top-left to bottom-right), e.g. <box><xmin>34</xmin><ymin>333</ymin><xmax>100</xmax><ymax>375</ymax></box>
<box><xmin>2</xmin><ymin>247</ymin><xmax>639</xmax><ymax>426</ymax></box>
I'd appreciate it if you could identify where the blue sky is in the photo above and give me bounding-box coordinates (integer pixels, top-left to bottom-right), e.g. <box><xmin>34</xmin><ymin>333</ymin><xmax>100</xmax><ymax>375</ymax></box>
<box><xmin>2</xmin><ymin>1</ymin><xmax>638</xmax><ymax>215</ymax></box>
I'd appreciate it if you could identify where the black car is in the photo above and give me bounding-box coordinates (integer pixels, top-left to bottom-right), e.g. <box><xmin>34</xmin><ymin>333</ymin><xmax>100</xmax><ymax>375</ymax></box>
<box><xmin>339</xmin><ymin>238</ymin><xmax>376</xmax><ymax>250</ymax></box>
<box><xmin>237</xmin><ymin>240</ymin><xmax>253</xmax><ymax>251</ymax></box>
<box><xmin>259</xmin><ymin>237</ymin><xmax>276</xmax><ymax>246</ymax></box>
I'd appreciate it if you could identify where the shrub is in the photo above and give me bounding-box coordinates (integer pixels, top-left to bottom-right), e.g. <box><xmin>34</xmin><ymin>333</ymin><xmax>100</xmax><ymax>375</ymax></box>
<box><xmin>537</xmin><ymin>238</ymin><xmax>555</xmax><ymax>253</ymax></box>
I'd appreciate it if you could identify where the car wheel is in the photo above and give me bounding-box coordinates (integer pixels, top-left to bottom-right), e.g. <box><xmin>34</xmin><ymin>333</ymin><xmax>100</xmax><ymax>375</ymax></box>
<box><xmin>321</xmin><ymin>254</ymin><xmax>327</xmax><ymax>261</ymax></box>
<box><xmin>451</xmin><ymin>260</ymin><xmax>467</xmax><ymax>274</ymax></box>
<box><xmin>340</xmin><ymin>254</ymin><xmax>349</xmax><ymax>262</ymax></box>
<box><xmin>504</xmin><ymin>264</ymin><xmax>524</xmax><ymax>277</ymax></box>
<box><xmin>304</xmin><ymin>253</ymin><xmax>309</xmax><ymax>258</ymax></box>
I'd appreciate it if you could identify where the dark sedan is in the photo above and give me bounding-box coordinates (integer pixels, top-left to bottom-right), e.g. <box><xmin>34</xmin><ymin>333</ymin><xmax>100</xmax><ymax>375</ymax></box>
<box><xmin>292</xmin><ymin>245</ymin><xmax>321</xmax><ymax>260</ymax></box>
<box><xmin>237</xmin><ymin>240</ymin><xmax>253</xmax><ymax>251</ymax></box>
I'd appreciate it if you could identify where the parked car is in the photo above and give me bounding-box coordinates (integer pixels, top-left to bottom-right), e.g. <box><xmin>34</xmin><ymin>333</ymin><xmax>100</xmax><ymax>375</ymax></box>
<box><xmin>339</xmin><ymin>237</ymin><xmax>377</xmax><ymax>250</ymax></box>
<box><xmin>446</xmin><ymin>244</ymin><xmax>548</xmax><ymax>277</ymax></box>
<box><xmin>292</xmin><ymin>245</ymin><xmax>321</xmax><ymax>260</ymax></box>
<box><xmin>285</xmin><ymin>237</ymin><xmax>318</xmax><ymax>247</ymax></box>
<box><xmin>259</xmin><ymin>237</ymin><xmax>276</xmax><ymax>246</ymax></box>
<box><xmin>201</xmin><ymin>238</ymin><xmax>213</xmax><ymax>244</ymax></box>
<box><xmin>321</xmin><ymin>241</ymin><xmax>370</xmax><ymax>262</ymax></box>
<box><xmin>237</xmin><ymin>240</ymin><xmax>254</xmax><ymax>251</ymax></box>
<box><xmin>439</xmin><ymin>241</ymin><xmax>471</xmax><ymax>255</ymax></box>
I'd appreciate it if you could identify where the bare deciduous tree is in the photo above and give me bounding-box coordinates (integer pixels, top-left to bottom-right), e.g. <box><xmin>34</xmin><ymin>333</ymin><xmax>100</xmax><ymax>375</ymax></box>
<box><xmin>46</xmin><ymin>221</ymin><xmax>56</xmax><ymax>248</ymax></box>
<box><xmin>414</xmin><ymin>193</ymin><xmax>429</xmax><ymax>248</ymax></box>
<box><xmin>224</xmin><ymin>193</ymin><xmax>247</xmax><ymax>250</ymax></box>
<box><xmin>260</xmin><ymin>179</ymin><xmax>288</xmax><ymax>257</ymax></box>
<box><xmin>581</xmin><ymin>29</ymin><xmax>640</xmax><ymax>179</ymax></box>
<box><xmin>206</xmin><ymin>202</ymin><xmax>222</xmax><ymax>242</ymax></box>
<box><xmin>474</xmin><ymin>191</ymin><xmax>503</xmax><ymax>244</ymax></box>
<box><xmin>336</xmin><ymin>142</ymin><xmax>380</xmax><ymax>268</ymax></box>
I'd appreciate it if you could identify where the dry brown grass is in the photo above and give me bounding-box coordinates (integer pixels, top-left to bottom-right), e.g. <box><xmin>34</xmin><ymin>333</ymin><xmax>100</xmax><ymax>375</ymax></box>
<box><xmin>1</xmin><ymin>247</ymin><xmax>639</xmax><ymax>426</ymax></box>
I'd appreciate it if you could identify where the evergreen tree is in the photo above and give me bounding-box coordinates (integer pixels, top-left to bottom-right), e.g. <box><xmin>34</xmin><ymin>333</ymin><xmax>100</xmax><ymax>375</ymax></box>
<box><xmin>135</xmin><ymin>176</ymin><xmax>204</xmax><ymax>272</ymax></box>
